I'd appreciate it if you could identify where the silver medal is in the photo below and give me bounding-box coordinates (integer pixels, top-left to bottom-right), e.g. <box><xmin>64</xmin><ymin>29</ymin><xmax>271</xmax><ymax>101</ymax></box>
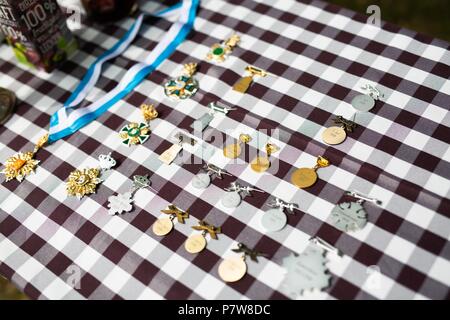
<box><xmin>351</xmin><ymin>94</ymin><xmax>375</xmax><ymax>112</ymax></box>
<box><xmin>221</xmin><ymin>191</ymin><xmax>242</xmax><ymax>208</ymax></box>
<box><xmin>330</xmin><ymin>202</ymin><xmax>367</xmax><ymax>232</ymax></box>
<box><xmin>192</xmin><ymin>173</ymin><xmax>211</xmax><ymax>189</ymax></box>
<box><xmin>261</xmin><ymin>198</ymin><xmax>299</xmax><ymax>233</ymax></box>
<box><xmin>261</xmin><ymin>208</ymin><xmax>287</xmax><ymax>232</ymax></box>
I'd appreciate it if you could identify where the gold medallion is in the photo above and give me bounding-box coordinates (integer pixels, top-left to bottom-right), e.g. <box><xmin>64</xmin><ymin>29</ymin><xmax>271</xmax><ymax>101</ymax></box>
<box><xmin>250</xmin><ymin>156</ymin><xmax>270</xmax><ymax>172</ymax></box>
<box><xmin>152</xmin><ymin>217</ymin><xmax>174</xmax><ymax>236</ymax></box>
<box><xmin>223</xmin><ymin>134</ymin><xmax>251</xmax><ymax>159</ymax></box>
<box><xmin>291</xmin><ymin>156</ymin><xmax>330</xmax><ymax>189</ymax></box>
<box><xmin>153</xmin><ymin>205</ymin><xmax>189</xmax><ymax>236</ymax></box>
<box><xmin>291</xmin><ymin>168</ymin><xmax>318</xmax><ymax>189</ymax></box>
<box><xmin>322</xmin><ymin>127</ymin><xmax>347</xmax><ymax>145</ymax></box>
<box><xmin>250</xmin><ymin>143</ymin><xmax>279</xmax><ymax>173</ymax></box>
<box><xmin>223</xmin><ymin>144</ymin><xmax>241</xmax><ymax>159</ymax></box>
<box><xmin>185</xmin><ymin>220</ymin><xmax>221</xmax><ymax>254</ymax></box>
<box><xmin>218</xmin><ymin>256</ymin><xmax>247</xmax><ymax>282</ymax></box>
<box><xmin>185</xmin><ymin>234</ymin><xmax>207</xmax><ymax>254</ymax></box>
<box><xmin>2</xmin><ymin>134</ymin><xmax>48</xmax><ymax>182</ymax></box>
<box><xmin>322</xmin><ymin>116</ymin><xmax>357</xmax><ymax>146</ymax></box>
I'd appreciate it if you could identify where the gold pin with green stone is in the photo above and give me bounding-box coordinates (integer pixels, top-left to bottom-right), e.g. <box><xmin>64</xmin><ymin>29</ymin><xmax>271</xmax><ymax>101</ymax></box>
<box><xmin>206</xmin><ymin>34</ymin><xmax>240</xmax><ymax>63</ymax></box>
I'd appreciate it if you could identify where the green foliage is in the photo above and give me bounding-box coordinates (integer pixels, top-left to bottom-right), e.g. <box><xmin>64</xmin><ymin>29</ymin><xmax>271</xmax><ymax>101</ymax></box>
<box><xmin>328</xmin><ymin>0</ymin><xmax>450</xmax><ymax>41</ymax></box>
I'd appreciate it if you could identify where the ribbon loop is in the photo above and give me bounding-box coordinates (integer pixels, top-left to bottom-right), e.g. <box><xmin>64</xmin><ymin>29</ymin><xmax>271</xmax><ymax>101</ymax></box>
<box><xmin>333</xmin><ymin>116</ymin><xmax>357</xmax><ymax>133</ymax></box>
<box><xmin>192</xmin><ymin>220</ymin><xmax>221</xmax><ymax>239</ymax></box>
<box><xmin>161</xmin><ymin>205</ymin><xmax>190</xmax><ymax>223</ymax></box>
<box><xmin>268</xmin><ymin>198</ymin><xmax>299</xmax><ymax>214</ymax></box>
<box><xmin>224</xmin><ymin>182</ymin><xmax>263</xmax><ymax>196</ymax></box>
<box><xmin>232</xmin><ymin>243</ymin><xmax>267</xmax><ymax>262</ymax></box>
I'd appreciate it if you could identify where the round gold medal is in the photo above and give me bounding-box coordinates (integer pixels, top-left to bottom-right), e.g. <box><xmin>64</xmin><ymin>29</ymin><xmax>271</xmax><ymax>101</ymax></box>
<box><xmin>185</xmin><ymin>234</ymin><xmax>207</xmax><ymax>254</ymax></box>
<box><xmin>218</xmin><ymin>256</ymin><xmax>247</xmax><ymax>282</ymax></box>
<box><xmin>322</xmin><ymin>127</ymin><xmax>347</xmax><ymax>145</ymax></box>
<box><xmin>291</xmin><ymin>168</ymin><xmax>318</xmax><ymax>189</ymax></box>
<box><xmin>250</xmin><ymin>156</ymin><xmax>270</xmax><ymax>173</ymax></box>
<box><xmin>152</xmin><ymin>218</ymin><xmax>174</xmax><ymax>236</ymax></box>
<box><xmin>223</xmin><ymin>144</ymin><xmax>241</xmax><ymax>159</ymax></box>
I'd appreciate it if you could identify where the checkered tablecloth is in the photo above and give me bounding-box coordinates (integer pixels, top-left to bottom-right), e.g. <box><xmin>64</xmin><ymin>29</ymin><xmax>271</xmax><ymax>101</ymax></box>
<box><xmin>0</xmin><ymin>0</ymin><xmax>449</xmax><ymax>300</ymax></box>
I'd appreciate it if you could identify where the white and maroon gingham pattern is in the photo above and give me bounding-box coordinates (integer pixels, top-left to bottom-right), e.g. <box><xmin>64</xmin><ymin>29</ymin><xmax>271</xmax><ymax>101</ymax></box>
<box><xmin>0</xmin><ymin>0</ymin><xmax>449</xmax><ymax>300</ymax></box>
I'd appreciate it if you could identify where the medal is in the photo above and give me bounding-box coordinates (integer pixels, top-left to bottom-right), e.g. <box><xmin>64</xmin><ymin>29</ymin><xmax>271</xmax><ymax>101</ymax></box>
<box><xmin>191</xmin><ymin>163</ymin><xmax>232</xmax><ymax>189</ymax></box>
<box><xmin>164</xmin><ymin>63</ymin><xmax>199</xmax><ymax>100</ymax></box>
<box><xmin>221</xmin><ymin>182</ymin><xmax>264</xmax><ymax>208</ymax></box>
<box><xmin>291</xmin><ymin>156</ymin><xmax>330</xmax><ymax>189</ymax></box>
<box><xmin>119</xmin><ymin>104</ymin><xmax>158</xmax><ymax>146</ymax></box>
<box><xmin>233</xmin><ymin>65</ymin><xmax>275</xmax><ymax>94</ymax></box>
<box><xmin>260</xmin><ymin>198</ymin><xmax>299</xmax><ymax>233</ymax></box>
<box><xmin>250</xmin><ymin>143</ymin><xmax>279</xmax><ymax>173</ymax></box>
<box><xmin>280</xmin><ymin>241</ymin><xmax>332</xmax><ymax>298</ymax></box>
<box><xmin>2</xmin><ymin>134</ymin><xmax>48</xmax><ymax>182</ymax></box>
<box><xmin>107</xmin><ymin>175</ymin><xmax>155</xmax><ymax>215</ymax></box>
<box><xmin>152</xmin><ymin>204</ymin><xmax>189</xmax><ymax>236</ymax></box>
<box><xmin>66</xmin><ymin>153</ymin><xmax>116</xmax><ymax>199</ymax></box>
<box><xmin>206</xmin><ymin>33</ymin><xmax>240</xmax><ymax>63</ymax></box>
<box><xmin>330</xmin><ymin>191</ymin><xmax>382</xmax><ymax>232</ymax></box>
<box><xmin>322</xmin><ymin>116</ymin><xmax>357</xmax><ymax>145</ymax></box>
<box><xmin>351</xmin><ymin>84</ymin><xmax>384</xmax><ymax>112</ymax></box>
<box><xmin>191</xmin><ymin>102</ymin><xmax>236</xmax><ymax>132</ymax></box>
<box><xmin>218</xmin><ymin>243</ymin><xmax>267</xmax><ymax>283</ymax></box>
<box><xmin>223</xmin><ymin>133</ymin><xmax>252</xmax><ymax>159</ymax></box>
<box><xmin>185</xmin><ymin>220</ymin><xmax>221</xmax><ymax>254</ymax></box>
<box><xmin>0</xmin><ymin>87</ymin><xmax>16</xmax><ymax>125</ymax></box>
<box><xmin>159</xmin><ymin>132</ymin><xmax>197</xmax><ymax>165</ymax></box>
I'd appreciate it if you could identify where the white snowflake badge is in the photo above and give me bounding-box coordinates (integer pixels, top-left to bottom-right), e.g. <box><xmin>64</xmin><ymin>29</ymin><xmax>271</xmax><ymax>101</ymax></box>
<box><xmin>279</xmin><ymin>244</ymin><xmax>331</xmax><ymax>299</ymax></box>
<box><xmin>107</xmin><ymin>175</ymin><xmax>152</xmax><ymax>216</ymax></box>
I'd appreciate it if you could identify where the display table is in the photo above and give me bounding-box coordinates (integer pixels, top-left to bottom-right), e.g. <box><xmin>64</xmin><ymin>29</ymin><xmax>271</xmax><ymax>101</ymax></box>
<box><xmin>0</xmin><ymin>0</ymin><xmax>449</xmax><ymax>299</ymax></box>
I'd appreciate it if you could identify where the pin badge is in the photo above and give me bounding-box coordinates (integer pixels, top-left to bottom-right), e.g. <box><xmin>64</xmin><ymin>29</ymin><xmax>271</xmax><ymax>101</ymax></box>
<box><xmin>250</xmin><ymin>143</ymin><xmax>280</xmax><ymax>173</ymax></box>
<box><xmin>164</xmin><ymin>63</ymin><xmax>199</xmax><ymax>100</ymax></box>
<box><xmin>322</xmin><ymin>116</ymin><xmax>357</xmax><ymax>145</ymax></box>
<box><xmin>218</xmin><ymin>243</ymin><xmax>267</xmax><ymax>282</ymax></box>
<box><xmin>2</xmin><ymin>134</ymin><xmax>48</xmax><ymax>182</ymax></box>
<box><xmin>107</xmin><ymin>175</ymin><xmax>154</xmax><ymax>215</ymax></box>
<box><xmin>291</xmin><ymin>156</ymin><xmax>330</xmax><ymax>189</ymax></box>
<box><xmin>66</xmin><ymin>153</ymin><xmax>117</xmax><ymax>199</ymax></box>
<box><xmin>223</xmin><ymin>133</ymin><xmax>252</xmax><ymax>159</ymax></box>
<box><xmin>159</xmin><ymin>132</ymin><xmax>197</xmax><ymax>165</ymax></box>
<box><xmin>191</xmin><ymin>102</ymin><xmax>236</xmax><ymax>132</ymax></box>
<box><xmin>280</xmin><ymin>242</ymin><xmax>332</xmax><ymax>298</ymax></box>
<box><xmin>330</xmin><ymin>191</ymin><xmax>382</xmax><ymax>232</ymax></box>
<box><xmin>351</xmin><ymin>84</ymin><xmax>384</xmax><ymax>112</ymax></box>
<box><xmin>119</xmin><ymin>104</ymin><xmax>158</xmax><ymax>146</ymax></box>
<box><xmin>206</xmin><ymin>34</ymin><xmax>240</xmax><ymax>63</ymax></box>
<box><xmin>221</xmin><ymin>182</ymin><xmax>264</xmax><ymax>208</ymax></box>
<box><xmin>261</xmin><ymin>198</ymin><xmax>299</xmax><ymax>233</ymax></box>
<box><xmin>233</xmin><ymin>65</ymin><xmax>275</xmax><ymax>94</ymax></box>
<box><xmin>185</xmin><ymin>220</ymin><xmax>221</xmax><ymax>254</ymax></box>
<box><xmin>191</xmin><ymin>163</ymin><xmax>232</xmax><ymax>189</ymax></box>
<box><xmin>152</xmin><ymin>204</ymin><xmax>189</xmax><ymax>236</ymax></box>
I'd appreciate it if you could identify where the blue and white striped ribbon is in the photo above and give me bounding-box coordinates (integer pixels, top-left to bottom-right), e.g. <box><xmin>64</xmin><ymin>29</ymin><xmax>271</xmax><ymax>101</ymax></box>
<box><xmin>48</xmin><ymin>0</ymin><xmax>199</xmax><ymax>143</ymax></box>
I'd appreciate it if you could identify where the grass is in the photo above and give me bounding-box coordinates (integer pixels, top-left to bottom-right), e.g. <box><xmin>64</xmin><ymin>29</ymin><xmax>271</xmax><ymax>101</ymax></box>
<box><xmin>326</xmin><ymin>0</ymin><xmax>450</xmax><ymax>42</ymax></box>
<box><xmin>0</xmin><ymin>0</ymin><xmax>448</xmax><ymax>301</ymax></box>
<box><xmin>0</xmin><ymin>277</ymin><xmax>28</xmax><ymax>300</ymax></box>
